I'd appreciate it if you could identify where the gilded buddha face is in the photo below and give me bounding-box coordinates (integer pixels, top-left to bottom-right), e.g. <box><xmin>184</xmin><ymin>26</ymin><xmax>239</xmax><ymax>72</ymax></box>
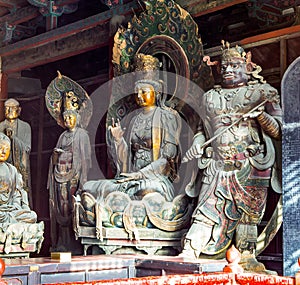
<box><xmin>0</xmin><ymin>140</ymin><xmax>10</xmax><ymax>162</ymax></box>
<box><xmin>63</xmin><ymin>112</ymin><xmax>77</xmax><ymax>130</ymax></box>
<box><xmin>221</xmin><ymin>57</ymin><xmax>248</xmax><ymax>88</ymax></box>
<box><xmin>135</xmin><ymin>84</ymin><xmax>156</xmax><ymax>107</ymax></box>
<box><xmin>4</xmin><ymin>99</ymin><xmax>20</xmax><ymax>121</ymax></box>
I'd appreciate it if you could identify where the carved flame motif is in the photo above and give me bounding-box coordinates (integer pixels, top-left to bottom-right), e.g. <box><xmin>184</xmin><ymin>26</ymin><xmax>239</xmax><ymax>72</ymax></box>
<box><xmin>112</xmin><ymin>0</ymin><xmax>214</xmax><ymax>91</ymax></box>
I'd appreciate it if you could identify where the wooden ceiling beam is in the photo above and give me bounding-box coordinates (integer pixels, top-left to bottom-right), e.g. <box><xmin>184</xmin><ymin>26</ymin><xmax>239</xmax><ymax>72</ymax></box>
<box><xmin>2</xmin><ymin>24</ymin><xmax>109</xmax><ymax>73</ymax></box>
<box><xmin>0</xmin><ymin>5</ymin><xmax>39</xmax><ymax>25</ymax></box>
<box><xmin>0</xmin><ymin>0</ymin><xmax>17</xmax><ymax>9</ymax></box>
<box><xmin>240</xmin><ymin>24</ymin><xmax>300</xmax><ymax>47</ymax></box>
<box><xmin>0</xmin><ymin>0</ymin><xmax>138</xmax><ymax>59</ymax></box>
<box><xmin>204</xmin><ymin>24</ymin><xmax>300</xmax><ymax>57</ymax></box>
<box><xmin>177</xmin><ymin>0</ymin><xmax>248</xmax><ymax>17</ymax></box>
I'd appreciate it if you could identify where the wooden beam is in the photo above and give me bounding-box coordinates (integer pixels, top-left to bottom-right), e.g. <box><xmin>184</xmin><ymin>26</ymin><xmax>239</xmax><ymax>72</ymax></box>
<box><xmin>0</xmin><ymin>0</ymin><xmax>16</xmax><ymax>9</ymax></box>
<box><xmin>177</xmin><ymin>0</ymin><xmax>248</xmax><ymax>17</ymax></box>
<box><xmin>0</xmin><ymin>1</ymin><xmax>138</xmax><ymax>58</ymax></box>
<box><xmin>240</xmin><ymin>24</ymin><xmax>300</xmax><ymax>47</ymax></box>
<box><xmin>0</xmin><ymin>6</ymin><xmax>40</xmax><ymax>26</ymax></box>
<box><xmin>0</xmin><ymin>1</ymin><xmax>141</xmax><ymax>73</ymax></box>
<box><xmin>205</xmin><ymin>24</ymin><xmax>300</xmax><ymax>57</ymax></box>
<box><xmin>2</xmin><ymin>25</ymin><xmax>109</xmax><ymax>73</ymax></box>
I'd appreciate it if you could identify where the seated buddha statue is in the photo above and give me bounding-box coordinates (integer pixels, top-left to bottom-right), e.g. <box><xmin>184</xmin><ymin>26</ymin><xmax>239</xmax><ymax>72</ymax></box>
<box><xmin>73</xmin><ymin>55</ymin><xmax>196</xmax><ymax>252</ymax></box>
<box><xmin>82</xmin><ymin>54</ymin><xmax>182</xmax><ymax>204</ymax></box>
<box><xmin>0</xmin><ymin>133</ymin><xmax>37</xmax><ymax>225</ymax></box>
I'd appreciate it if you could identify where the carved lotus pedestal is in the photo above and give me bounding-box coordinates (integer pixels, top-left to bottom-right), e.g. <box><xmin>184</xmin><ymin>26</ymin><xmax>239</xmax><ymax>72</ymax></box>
<box><xmin>73</xmin><ymin>192</ymin><xmax>193</xmax><ymax>256</ymax></box>
<box><xmin>0</xmin><ymin>222</ymin><xmax>44</xmax><ymax>258</ymax></box>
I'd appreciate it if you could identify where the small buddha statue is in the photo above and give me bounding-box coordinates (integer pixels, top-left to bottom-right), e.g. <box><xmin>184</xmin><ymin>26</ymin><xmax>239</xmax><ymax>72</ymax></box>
<box><xmin>0</xmin><ymin>133</ymin><xmax>37</xmax><ymax>225</ymax></box>
<box><xmin>0</xmin><ymin>98</ymin><xmax>32</xmax><ymax>205</ymax></box>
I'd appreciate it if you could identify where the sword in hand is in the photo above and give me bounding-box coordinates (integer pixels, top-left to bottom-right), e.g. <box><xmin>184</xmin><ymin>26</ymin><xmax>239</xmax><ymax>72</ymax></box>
<box><xmin>182</xmin><ymin>97</ymin><xmax>274</xmax><ymax>163</ymax></box>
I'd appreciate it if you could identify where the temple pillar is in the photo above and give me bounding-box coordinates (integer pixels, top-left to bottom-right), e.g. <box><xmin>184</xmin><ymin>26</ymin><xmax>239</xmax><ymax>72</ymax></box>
<box><xmin>282</xmin><ymin>56</ymin><xmax>300</xmax><ymax>276</ymax></box>
<box><xmin>0</xmin><ymin>71</ymin><xmax>8</xmax><ymax>121</ymax></box>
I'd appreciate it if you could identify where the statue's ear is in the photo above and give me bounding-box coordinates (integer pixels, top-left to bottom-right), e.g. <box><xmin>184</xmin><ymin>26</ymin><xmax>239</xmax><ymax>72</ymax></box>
<box><xmin>18</xmin><ymin>106</ymin><xmax>22</xmax><ymax>115</ymax></box>
<box><xmin>246</xmin><ymin>51</ymin><xmax>253</xmax><ymax>73</ymax></box>
<box><xmin>246</xmin><ymin>63</ymin><xmax>253</xmax><ymax>73</ymax></box>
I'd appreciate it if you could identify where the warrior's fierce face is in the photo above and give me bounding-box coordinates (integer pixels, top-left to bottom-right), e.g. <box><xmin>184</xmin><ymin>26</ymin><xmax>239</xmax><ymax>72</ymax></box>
<box><xmin>221</xmin><ymin>57</ymin><xmax>248</xmax><ymax>88</ymax></box>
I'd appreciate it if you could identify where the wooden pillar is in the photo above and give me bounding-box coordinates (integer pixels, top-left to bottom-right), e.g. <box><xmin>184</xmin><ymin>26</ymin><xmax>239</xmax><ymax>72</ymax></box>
<box><xmin>0</xmin><ymin>70</ymin><xmax>8</xmax><ymax>121</ymax></box>
<box><xmin>280</xmin><ymin>39</ymin><xmax>287</xmax><ymax>78</ymax></box>
<box><xmin>35</xmin><ymin>96</ymin><xmax>45</xmax><ymax>211</ymax></box>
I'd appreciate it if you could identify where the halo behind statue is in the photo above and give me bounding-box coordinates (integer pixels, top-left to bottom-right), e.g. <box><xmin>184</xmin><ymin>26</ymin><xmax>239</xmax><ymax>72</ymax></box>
<box><xmin>45</xmin><ymin>71</ymin><xmax>93</xmax><ymax>129</ymax></box>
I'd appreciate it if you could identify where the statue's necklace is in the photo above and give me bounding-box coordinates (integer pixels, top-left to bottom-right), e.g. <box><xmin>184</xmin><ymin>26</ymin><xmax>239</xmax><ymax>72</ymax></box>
<box><xmin>136</xmin><ymin>108</ymin><xmax>155</xmax><ymax>129</ymax></box>
<box><xmin>62</xmin><ymin>129</ymin><xmax>76</xmax><ymax>148</ymax></box>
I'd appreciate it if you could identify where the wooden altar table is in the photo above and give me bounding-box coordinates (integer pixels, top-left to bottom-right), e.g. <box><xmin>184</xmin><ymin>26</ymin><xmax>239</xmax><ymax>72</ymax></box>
<box><xmin>1</xmin><ymin>255</ymin><xmax>228</xmax><ymax>285</ymax></box>
<box><xmin>2</xmin><ymin>255</ymin><xmax>135</xmax><ymax>285</ymax></box>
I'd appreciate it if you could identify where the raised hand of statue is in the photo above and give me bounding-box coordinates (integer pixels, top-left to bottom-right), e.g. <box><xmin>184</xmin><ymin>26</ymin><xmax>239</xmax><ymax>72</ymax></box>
<box><xmin>182</xmin><ymin>143</ymin><xmax>204</xmax><ymax>163</ymax></box>
<box><xmin>54</xmin><ymin>148</ymin><xmax>64</xmax><ymax>154</ymax></box>
<box><xmin>116</xmin><ymin>171</ymin><xmax>143</xmax><ymax>183</ymax></box>
<box><xmin>109</xmin><ymin>118</ymin><xmax>125</xmax><ymax>144</ymax></box>
<box><xmin>52</xmin><ymin>148</ymin><xmax>65</xmax><ymax>165</ymax></box>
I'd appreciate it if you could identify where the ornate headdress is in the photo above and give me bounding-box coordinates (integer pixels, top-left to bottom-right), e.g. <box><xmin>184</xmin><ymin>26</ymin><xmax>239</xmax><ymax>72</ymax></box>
<box><xmin>221</xmin><ymin>40</ymin><xmax>246</xmax><ymax>62</ymax></box>
<box><xmin>134</xmin><ymin>54</ymin><xmax>163</xmax><ymax>94</ymax></box>
<box><xmin>45</xmin><ymin>71</ymin><xmax>93</xmax><ymax>129</ymax></box>
<box><xmin>220</xmin><ymin>40</ymin><xmax>266</xmax><ymax>83</ymax></box>
<box><xmin>203</xmin><ymin>40</ymin><xmax>247</xmax><ymax>68</ymax></box>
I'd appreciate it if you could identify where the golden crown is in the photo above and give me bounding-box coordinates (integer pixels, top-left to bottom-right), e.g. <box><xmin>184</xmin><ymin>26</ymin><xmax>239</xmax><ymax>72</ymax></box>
<box><xmin>134</xmin><ymin>54</ymin><xmax>162</xmax><ymax>92</ymax></box>
<box><xmin>65</xmin><ymin>91</ymin><xmax>80</xmax><ymax>111</ymax></box>
<box><xmin>134</xmin><ymin>53</ymin><xmax>161</xmax><ymax>72</ymax></box>
<box><xmin>55</xmin><ymin>71</ymin><xmax>80</xmax><ymax>111</ymax></box>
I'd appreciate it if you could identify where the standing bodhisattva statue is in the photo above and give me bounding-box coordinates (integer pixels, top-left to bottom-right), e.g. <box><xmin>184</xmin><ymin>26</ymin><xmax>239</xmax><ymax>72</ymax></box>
<box><xmin>46</xmin><ymin>72</ymin><xmax>92</xmax><ymax>254</ymax></box>
<box><xmin>180</xmin><ymin>42</ymin><xmax>282</xmax><ymax>271</ymax></box>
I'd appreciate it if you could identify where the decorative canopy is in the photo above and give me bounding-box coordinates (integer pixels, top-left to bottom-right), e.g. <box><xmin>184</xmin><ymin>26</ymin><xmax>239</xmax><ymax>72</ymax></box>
<box><xmin>112</xmin><ymin>0</ymin><xmax>214</xmax><ymax>91</ymax></box>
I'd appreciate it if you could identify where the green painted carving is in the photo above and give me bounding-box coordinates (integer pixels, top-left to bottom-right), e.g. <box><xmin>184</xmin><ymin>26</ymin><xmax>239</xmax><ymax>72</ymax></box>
<box><xmin>112</xmin><ymin>0</ymin><xmax>214</xmax><ymax>91</ymax></box>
